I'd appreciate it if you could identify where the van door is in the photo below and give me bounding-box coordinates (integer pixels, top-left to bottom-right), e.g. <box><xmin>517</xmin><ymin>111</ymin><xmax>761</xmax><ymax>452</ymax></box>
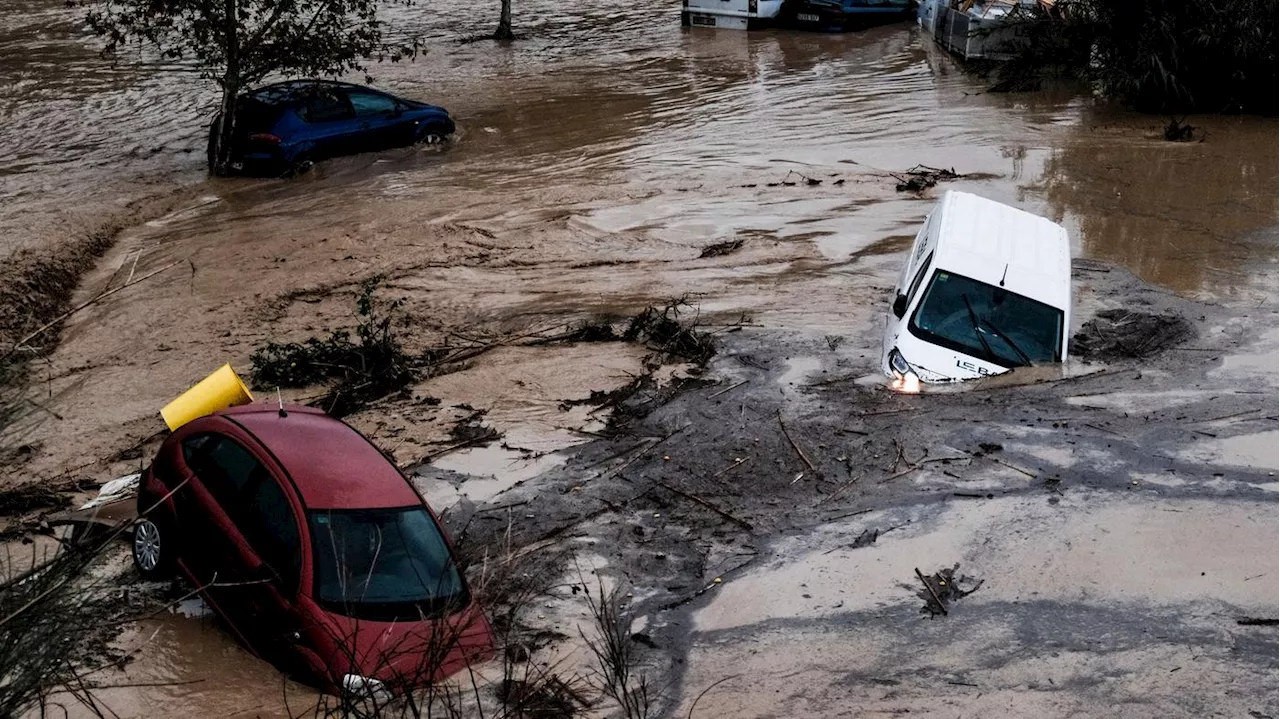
<box><xmin>885</xmin><ymin>251</ymin><xmax>935</xmax><ymax>355</ymax></box>
<box><xmin>884</xmin><ymin>212</ymin><xmax>937</xmax><ymax>363</ymax></box>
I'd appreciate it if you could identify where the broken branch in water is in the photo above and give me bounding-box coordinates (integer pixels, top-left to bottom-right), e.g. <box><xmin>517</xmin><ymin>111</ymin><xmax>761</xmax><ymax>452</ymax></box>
<box><xmin>893</xmin><ymin>165</ymin><xmax>962</xmax><ymax>193</ymax></box>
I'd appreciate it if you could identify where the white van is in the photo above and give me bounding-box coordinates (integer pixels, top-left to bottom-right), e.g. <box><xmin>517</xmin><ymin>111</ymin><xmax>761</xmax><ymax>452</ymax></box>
<box><xmin>881</xmin><ymin>191</ymin><xmax>1071</xmax><ymax>389</ymax></box>
<box><xmin>682</xmin><ymin>0</ymin><xmax>785</xmax><ymax>30</ymax></box>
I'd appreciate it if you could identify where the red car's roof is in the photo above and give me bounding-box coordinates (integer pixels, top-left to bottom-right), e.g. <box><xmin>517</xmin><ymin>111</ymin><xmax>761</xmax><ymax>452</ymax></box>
<box><xmin>218</xmin><ymin>405</ymin><xmax>420</xmax><ymax>510</ymax></box>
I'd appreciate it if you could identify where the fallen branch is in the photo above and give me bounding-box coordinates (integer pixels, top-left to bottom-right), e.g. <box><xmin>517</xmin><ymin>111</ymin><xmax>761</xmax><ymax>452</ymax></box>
<box><xmin>602</xmin><ymin>424</ymin><xmax>690</xmax><ymax>480</ymax></box>
<box><xmin>657</xmin><ymin>557</ymin><xmax>756</xmax><ymax>611</ymax></box>
<box><xmin>656</xmin><ymin>482</ymin><xmax>753</xmax><ymax>531</ymax></box>
<box><xmin>777</xmin><ymin>409</ymin><xmax>817</xmax><ymax>473</ymax></box>
<box><xmin>817</xmin><ymin>473</ymin><xmax>864</xmax><ymax>505</ymax></box>
<box><xmin>2</xmin><ymin>259</ymin><xmax>185</xmax><ymax>363</ymax></box>
<box><xmin>915</xmin><ymin>567</ymin><xmax>948</xmax><ymax>616</ymax></box>
<box><xmin>687</xmin><ymin>675</ymin><xmax>741</xmax><ymax>719</ymax></box>
<box><xmin>709</xmin><ymin>380</ymin><xmax>748</xmax><ymax>398</ymax></box>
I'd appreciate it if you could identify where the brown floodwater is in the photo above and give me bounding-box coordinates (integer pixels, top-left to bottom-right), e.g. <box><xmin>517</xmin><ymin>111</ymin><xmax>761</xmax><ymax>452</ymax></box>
<box><xmin>3</xmin><ymin>0</ymin><xmax>1276</xmax><ymax>715</ymax></box>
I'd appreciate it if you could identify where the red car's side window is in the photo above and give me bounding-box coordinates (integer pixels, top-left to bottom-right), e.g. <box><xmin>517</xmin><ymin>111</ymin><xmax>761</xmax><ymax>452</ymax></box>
<box><xmin>183</xmin><ymin>434</ymin><xmax>256</xmax><ymax>508</ymax></box>
<box><xmin>182</xmin><ymin>433</ymin><xmax>302</xmax><ymax>594</ymax></box>
<box><xmin>239</xmin><ymin>474</ymin><xmax>302</xmax><ymax>594</ymax></box>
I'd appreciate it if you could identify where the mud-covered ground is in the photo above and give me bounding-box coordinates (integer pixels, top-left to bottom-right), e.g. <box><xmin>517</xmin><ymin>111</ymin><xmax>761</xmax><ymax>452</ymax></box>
<box><xmin>1</xmin><ymin>0</ymin><xmax>1277</xmax><ymax>716</ymax></box>
<box><xmin>438</xmin><ymin>261</ymin><xmax>1278</xmax><ymax>718</ymax></box>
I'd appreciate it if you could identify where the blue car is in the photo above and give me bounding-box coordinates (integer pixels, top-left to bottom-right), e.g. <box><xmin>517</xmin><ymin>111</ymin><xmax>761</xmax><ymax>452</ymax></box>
<box><xmin>210</xmin><ymin>80</ymin><xmax>456</xmax><ymax>176</ymax></box>
<box><xmin>778</xmin><ymin>0</ymin><xmax>914</xmax><ymax>31</ymax></box>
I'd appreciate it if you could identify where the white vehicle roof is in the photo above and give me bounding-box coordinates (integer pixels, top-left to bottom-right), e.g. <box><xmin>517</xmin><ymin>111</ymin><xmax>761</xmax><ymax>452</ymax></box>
<box><xmin>931</xmin><ymin>191</ymin><xmax>1070</xmax><ymax>310</ymax></box>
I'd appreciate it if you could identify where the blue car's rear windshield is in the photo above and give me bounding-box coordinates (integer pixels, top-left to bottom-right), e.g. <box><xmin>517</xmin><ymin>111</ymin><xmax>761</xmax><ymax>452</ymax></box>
<box><xmin>309</xmin><ymin>507</ymin><xmax>467</xmax><ymax>621</ymax></box>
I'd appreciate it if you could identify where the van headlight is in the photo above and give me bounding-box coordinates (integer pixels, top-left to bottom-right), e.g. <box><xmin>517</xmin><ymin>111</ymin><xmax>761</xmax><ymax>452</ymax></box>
<box><xmin>343</xmin><ymin>674</ymin><xmax>392</xmax><ymax>703</ymax></box>
<box><xmin>888</xmin><ymin>348</ymin><xmax>922</xmax><ymax>394</ymax></box>
<box><xmin>888</xmin><ymin>348</ymin><xmax>914</xmax><ymax>377</ymax></box>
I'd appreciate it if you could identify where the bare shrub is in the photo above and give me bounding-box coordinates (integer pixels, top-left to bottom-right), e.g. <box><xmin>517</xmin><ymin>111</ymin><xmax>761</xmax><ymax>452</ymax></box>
<box><xmin>580</xmin><ymin>582</ymin><xmax>657</xmax><ymax>719</ymax></box>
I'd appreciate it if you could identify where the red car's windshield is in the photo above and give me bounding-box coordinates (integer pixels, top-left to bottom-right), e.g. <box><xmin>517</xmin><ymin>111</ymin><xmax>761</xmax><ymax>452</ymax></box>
<box><xmin>309</xmin><ymin>507</ymin><xmax>466</xmax><ymax>621</ymax></box>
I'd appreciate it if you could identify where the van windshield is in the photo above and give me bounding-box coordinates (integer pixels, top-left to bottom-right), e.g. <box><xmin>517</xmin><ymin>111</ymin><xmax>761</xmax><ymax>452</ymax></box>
<box><xmin>909</xmin><ymin>270</ymin><xmax>1063</xmax><ymax>368</ymax></box>
<box><xmin>310</xmin><ymin>507</ymin><xmax>467</xmax><ymax>621</ymax></box>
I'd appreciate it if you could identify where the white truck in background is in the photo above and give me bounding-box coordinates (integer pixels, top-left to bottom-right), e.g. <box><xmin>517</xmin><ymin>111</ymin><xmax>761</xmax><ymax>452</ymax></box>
<box><xmin>681</xmin><ymin>0</ymin><xmax>785</xmax><ymax>30</ymax></box>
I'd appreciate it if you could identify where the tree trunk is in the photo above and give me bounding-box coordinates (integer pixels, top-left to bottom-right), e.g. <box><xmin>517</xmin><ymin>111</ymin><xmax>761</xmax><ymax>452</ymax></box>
<box><xmin>211</xmin><ymin>0</ymin><xmax>241</xmax><ymax>176</ymax></box>
<box><xmin>211</xmin><ymin>83</ymin><xmax>239</xmax><ymax>175</ymax></box>
<box><xmin>494</xmin><ymin>0</ymin><xmax>514</xmax><ymax>40</ymax></box>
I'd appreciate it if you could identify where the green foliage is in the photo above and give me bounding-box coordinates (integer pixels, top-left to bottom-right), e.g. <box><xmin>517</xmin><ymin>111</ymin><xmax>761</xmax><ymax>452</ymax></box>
<box><xmin>85</xmin><ymin>0</ymin><xmax>415</xmax><ymax>90</ymax></box>
<box><xmin>996</xmin><ymin>0</ymin><xmax>1277</xmax><ymax>113</ymax></box>
<box><xmin>251</xmin><ymin>278</ymin><xmax>418</xmax><ymax>417</ymax></box>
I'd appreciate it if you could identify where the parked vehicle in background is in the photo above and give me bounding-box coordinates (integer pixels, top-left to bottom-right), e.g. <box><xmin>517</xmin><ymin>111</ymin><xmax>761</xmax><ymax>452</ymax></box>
<box><xmin>778</xmin><ymin>0</ymin><xmax>914</xmax><ymax>31</ymax></box>
<box><xmin>132</xmin><ymin>403</ymin><xmax>492</xmax><ymax>695</ymax></box>
<box><xmin>882</xmin><ymin>190</ymin><xmax>1071</xmax><ymax>389</ymax></box>
<box><xmin>682</xmin><ymin>0</ymin><xmax>785</xmax><ymax>29</ymax></box>
<box><xmin>917</xmin><ymin>0</ymin><xmax>1036</xmax><ymax>60</ymax></box>
<box><xmin>209</xmin><ymin>81</ymin><xmax>456</xmax><ymax>176</ymax></box>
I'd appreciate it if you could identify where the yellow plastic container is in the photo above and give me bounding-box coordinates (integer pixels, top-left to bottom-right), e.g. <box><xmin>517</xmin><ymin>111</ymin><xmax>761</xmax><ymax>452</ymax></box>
<box><xmin>160</xmin><ymin>363</ymin><xmax>254</xmax><ymax>431</ymax></box>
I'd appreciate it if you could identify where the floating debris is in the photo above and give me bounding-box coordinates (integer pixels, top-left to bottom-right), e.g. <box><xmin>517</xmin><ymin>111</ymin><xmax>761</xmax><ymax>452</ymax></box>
<box><xmin>700</xmin><ymin>238</ymin><xmax>744</xmax><ymax>259</ymax></box>
<box><xmin>894</xmin><ymin>165</ymin><xmax>963</xmax><ymax>193</ymax></box>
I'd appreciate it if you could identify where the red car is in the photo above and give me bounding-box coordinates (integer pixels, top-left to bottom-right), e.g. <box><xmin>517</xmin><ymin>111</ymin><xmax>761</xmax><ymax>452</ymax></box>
<box><xmin>132</xmin><ymin>404</ymin><xmax>492</xmax><ymax>695</ymax></box>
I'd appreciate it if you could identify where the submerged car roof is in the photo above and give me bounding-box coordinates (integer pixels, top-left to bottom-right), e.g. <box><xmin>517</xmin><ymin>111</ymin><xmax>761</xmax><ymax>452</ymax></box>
<box><xmin>930</xmin><ymin>191</ymin><xmax>1071</xmax><ymax>310</ymax></box>
<box><xmin>246</xmin><ymin>80</ymin><xmax>370</xmax><ymax>105</ymax></box>
<box><xmin>218</xmin><ymin>405</ymin><xmax>421</xmax><ymax>510</ymax></box>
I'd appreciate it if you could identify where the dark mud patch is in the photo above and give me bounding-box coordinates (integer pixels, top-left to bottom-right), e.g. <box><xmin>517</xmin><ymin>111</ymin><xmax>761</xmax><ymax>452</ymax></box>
<box><xmin>1071</xmin><ymin>309</ymin><xmax>1194</xmax><ymax>361</ymax></box>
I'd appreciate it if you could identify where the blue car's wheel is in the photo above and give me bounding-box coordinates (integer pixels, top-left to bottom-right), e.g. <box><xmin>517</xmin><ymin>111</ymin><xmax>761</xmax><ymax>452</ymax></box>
<box><xmin>416</xmin><ymin>124</ymin><xmax>451</xmax><ymax>146</ymax></box>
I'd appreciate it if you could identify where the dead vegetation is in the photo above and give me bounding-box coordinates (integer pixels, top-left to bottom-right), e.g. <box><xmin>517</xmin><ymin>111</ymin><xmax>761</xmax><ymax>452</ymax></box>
<box><xmin>914</xmin><ymin>564</ymin><xmax>984</xmax><ymax>618</ymax></box>
<box><xmin>250</xmin><ymin>277</ymin><xmax>421</xmax><ymax>417</ymax></box>
<box><xmin>0</xmin><ymin>516</ymin><xmax>182</xmax><ymax>718</ymax></box>
<box><xmin>893</xmin><ymin>165</ymin><xmax>963</xmax><ymax>193</ymax></box>
<box><xmin>1071</xmin><ymin>309</ymin><xmax>1193</xmax><ymax>361</ymax></box>
<box><xmin>580</xmin><ymin>582</ymin><xmax>658</xmax><ymax>719</ymax></box>
<box><xmin>623</xmin><ymin>299</ymin><xmax>716</xmax><ymax>366</ymax></box>
<box><xmin>252</xmin><ymin>288</ymin><xmax>717</xmax><ymax>420</ymax></box>
<box><xmin>698</xmin><ymin>239</ymin><xmax>744</xmax><ymax>259</ymax></box>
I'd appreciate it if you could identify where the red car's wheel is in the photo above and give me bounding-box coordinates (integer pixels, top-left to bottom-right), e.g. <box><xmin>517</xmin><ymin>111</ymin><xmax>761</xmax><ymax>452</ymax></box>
<box><xmin>132</xmin><ymin>517</ymin><xmax>174</xmax><ymax>578</ymax></box>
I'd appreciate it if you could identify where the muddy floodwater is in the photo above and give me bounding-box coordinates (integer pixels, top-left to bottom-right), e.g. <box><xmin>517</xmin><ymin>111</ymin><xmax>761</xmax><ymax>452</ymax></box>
<box><xmin>2</xmin><ymin>0</ymin><xmax>1276</xmax><ymax>716</ymax></box>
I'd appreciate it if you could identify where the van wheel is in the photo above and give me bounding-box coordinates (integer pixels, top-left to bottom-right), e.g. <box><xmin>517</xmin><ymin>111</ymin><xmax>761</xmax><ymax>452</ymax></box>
<box><xmin>132</xmin><ymin>517</ymin><xmax>173</xmax><ymax>578</ymax></box>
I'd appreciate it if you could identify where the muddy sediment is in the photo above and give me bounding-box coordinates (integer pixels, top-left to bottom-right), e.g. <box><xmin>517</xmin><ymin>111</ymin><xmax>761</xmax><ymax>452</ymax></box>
<box><xmin>0</xmin><ymin>0</ymin><xmax>1277</xmax><ymax>715</ymax></box>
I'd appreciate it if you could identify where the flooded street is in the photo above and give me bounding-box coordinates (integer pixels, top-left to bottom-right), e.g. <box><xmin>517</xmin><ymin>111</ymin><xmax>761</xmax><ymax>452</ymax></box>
<box><xmin>1</xmin><ymin>0</ymin><xmax>1276</xmax><ymax>716</ymax></box>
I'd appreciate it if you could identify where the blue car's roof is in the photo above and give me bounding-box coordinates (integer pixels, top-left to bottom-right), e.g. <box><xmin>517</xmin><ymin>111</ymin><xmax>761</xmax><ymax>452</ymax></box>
<box><xmin>246</xmin><ymin>80</ymin><xmax>392</xmax><ymax>106</ymax></box>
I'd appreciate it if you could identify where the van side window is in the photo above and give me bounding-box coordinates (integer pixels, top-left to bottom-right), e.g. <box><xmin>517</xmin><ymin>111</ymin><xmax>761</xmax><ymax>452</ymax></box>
<box><xmin>906</xmin><ymin>252</ymin><xmax>934</xmax><ymax>304</ymax></box>
<box><xmin>239</xmin><ymin>475</ymin><xmax>301</xmax><ymax>594</ymax></box>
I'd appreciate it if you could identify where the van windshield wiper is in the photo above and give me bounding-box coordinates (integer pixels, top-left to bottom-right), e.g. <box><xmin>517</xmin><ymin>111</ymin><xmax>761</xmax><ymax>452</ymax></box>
<box><xmin>978</xmin><ymin>316</ymin><xmax>1034</xmax><ymax>367</ymax></box>
<box><xmin>961</xmin><ymin>294</ymin><xmax>996</xmax><ymax>363</ymax></box>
